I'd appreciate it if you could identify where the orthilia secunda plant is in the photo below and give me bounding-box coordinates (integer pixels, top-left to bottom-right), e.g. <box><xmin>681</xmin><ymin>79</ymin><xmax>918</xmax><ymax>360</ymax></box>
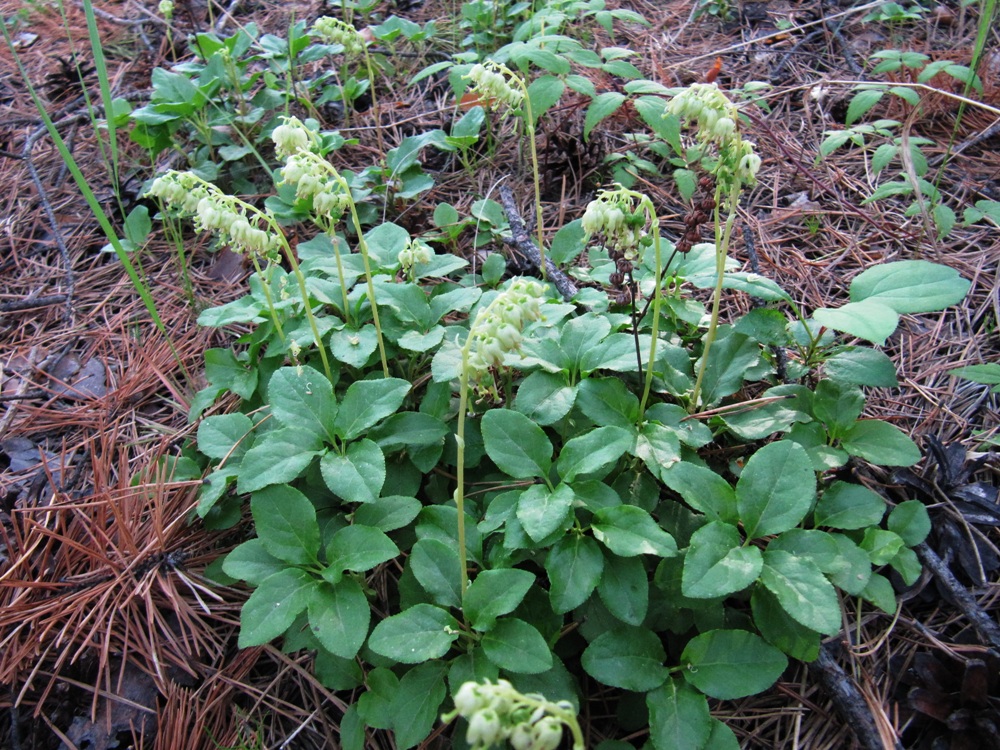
<box><xmin>441</xmin><ymin>679</ymin><xmax>584</xmax><ymax>750</ymax></box>
<box><xmin>581</xmin><ymin>185</ymin><xmax>664</xmax><ymax>420</ymax></box>
<box><xmin>146</xmin><ymin>170</ymin><xmax>334</xmax><ymax>382</ymax></box>
<box><xmin>309</xmin><ymin>16</ymin><xmax>385</xmax><ymax>154</ymax></box>
<box><xmin>664</xmin><ymin>83</ymin><xmax>762</xmax><ymax>410</ymax></box>
<box><xmin>455</xmin><ymin>278</ymin><xmax>545</xmax><ymax>604</ymax></box>
<box><xmin>463</xmin><ymin>61</ymin><xmax>547</xmax><ymax>280</ymax></box>
<box><xmin>272</xmin><ymin>116</ymin><xmax>389</xmax><ymax>377</ymax></box>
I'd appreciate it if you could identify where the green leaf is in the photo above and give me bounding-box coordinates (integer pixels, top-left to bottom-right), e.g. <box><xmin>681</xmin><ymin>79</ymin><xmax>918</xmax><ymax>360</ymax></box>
<box><xmin>481</xmin><ymin>618</ymin><xmax>553</xmax><ymax>674</ymax></box>
<box><xmin>236</xmin><ymin>428</ymin><xmax>322</xmax><ymax>493</ymax></box>
<box><xmin>334</xmin><ymin>378</ymin><xmax>411</xmax><ymax>441</ymax></box>
<box><xmin>849</xmin><ymin>260</ymin><xmax>970</xmax><ymax>314</ymax></box>
<box><xmin>546</xmin><ymin>535</ymin><xmax>604</xmax><ymax>614</ymax></box>
<box><xmin>464</xmin><ymin>568</ymin><xmax>535</xmax><ymax>631</ymax></box>
<box><xmin>682</xmin><ymin>521</ymin><xmax>762</xmax><ymax>599</ymax></box>
<box><xmin>408</xmin><ymin>538</ymin><xmax>462</xmax><ymax>608</ymax></box>
<box><xmin>823</xmin><ymin>347</ymin><xmax>899</xmax><ymax>387</ymax></box>
<box><xmin>760</xmin><ymin>550</ymin><xmax>841</xmax><ymax>634</ymax></box>
<box><xmin>703</xmin><ymin>718</ymin><xmax>741</xmax><ymax>750</ymax></box>
<box><xmin>352</xmin><ymin>495</ymin><xmax>422</xmax><ymax>532</ymax></box>
<box><xmin>517</xmin><ymin>483</ymin><xmax>575</xmax><ymax>542</ymax></box>
<box><xmin>390</xmin><ymin>662</ymin><xmax>449</xmax><ymax>749</ymax></box>
<box><xmin>846</xmin><ymin>88</ymin><xmax>884</xmax><ymax>125</ymax></box>
<box><xmin>841</xmin><ymin>420</ymin><xmax>921</xmax><ymax>466</ymax></box>
<box><xmin>197</xmin><ymin>413</ymin><xmax>254</xmax><ymax>461</ymax></box>
<box><xmin>368</xmin><ymin>413</ymin><xmax>448</xmax><ymax>451</ymax></box>
<box><xmin>368</xmin><ymin>604</ymin><xmax>460</xmax><ymax>663</ymax></box>
<box><xmin>320</xmin><ymin>439</ymin><xmax>386</xmax><ymax>503</ymax></box>
<box><xmin>860</xmin><ymin>528</ymin><xmax>905</xmax><ymax>565</ymax></box>
<box><xmin>592</xmin><ymin>505</ymin><xmax>677</xmax><ymax>557</ymax></box>
<box><xmin>646</xmin><ymin>679</ymin><xmax>712</xmax><ymax>750</ymax></box>
<box><xmin>557</xmin><ymin>426</ymin><xmax>633</xmax><ymax>483</ymax></box>
<box><xmin>813</xmin><ymin>301</ymin><xmax>899</xmax><ymax>345</ymax></box>
<box><xmin>750</xmin><ymin>586</ymin><xmax>821</xmax><ymax>661</ymax></box>
<box><xmin>633</xmin><ymin>422</ymin><xmax>682</xmax><ymax>476</ymax></box>
<box><xmin>576</xmin><ymin>377</ymin><xmax>640</xmax><ymax>429</ymax></box>
<box><xmin>598</xmin><ymin>553</ymin><xmax>648</xmax><ymax>625</ymax></box>
<box><xmin>584</xmin><ymin>92</ymin><xmax>627</xmax><ymax>141</ymax></box>
<box><xmin>681</xmin><ymin>629</ymin><xmax>787</xmax><ymax>699</ymax></box>
<box><xmin>813</xmin><ymin>379</ymin><xmax>865</xmax><ymax>437</ymax></box>
<box><xmin>238</xmin><ymin>568</ymin><xmax>316</xmax><ymax>647</ymax></box>
<box><xmin>695</xmin><ymin>329</ymin><xmax>759</xmax><ymax>406</ymax></box>
<box><xmin>826</xmin><ymin>533</ymin><xmax>873</xmax><ymax>595</ymax></box>
<box><xmin>307</xmin><ymin>578</ymin><xmax>369</xmax><ymax>659</ymax></box>
<box><xmin>581</xmin><ymin>626</ymin><xmax>669</xmax><ymax>691</ymax></box>
<box><xmin>660</xmin><ymin>461</ymin><xmax>737</xmax><ymax>523</ymax></box>
<box><xmin>251</xmin><ymin>484</ymin><xmax>321</xmax><ymax>565</ymax></box>
<box><xmin>737</xmin><ymin>441</ymin><xmax>816</xmax><ymax>539</ymax></box>
<box><xmin>814</xmin><ymin>481</ymin><xmax>886</xmax><ymax>529</ymax></box>
<box><xmin>513</xmin><ymin>371</ymin><xmax>577</xmax><ymax>426</ymax></box>
<box><xmin>561</xmin><ymin>313</ymin><xmax>612</xmax><ymax>371</ymax></box>
<box><xmin>948</xmin><ymin>363</ymin><xmax>1000</xmax><ymax>391</ymax></box>
<box><xmin>860</xmin><ymin>573</ymin><xmax>897</xmax><ymax>613</ymax></box>
<box><xmin>204</xmin><ymin>347</ymin><xmax>257</xmax><ymax>399</ymax></box>
<box><xmin>268</xmin><ymin>365</ymin><xmax>337</xmax><ymax>442</ymax></box>
<box><xmin>325</xmin><ymin>525</ymin><xmax>399</xmax><ymax>577</ymax></box>
<box><xmin>888</xmin><ymin>500</ymin><xmax>931</xmax><ymax>546</ymax></box>
<box><xmin>889</xmin><ymin>546</ymin><xmax>922</xmax><ymax>586</ymax></box>
<box><xmin>527</xmin><ymin>75</ymin><xmax>565</xmax><ymax>125</ymax></box>
<box><xmin>357</xmin><ymin>668</ymin><xmax>398</xmax><ymax>729</ymax></box>
<box><xmin>481</xmin><ymin>409</ymin><xmax>553</xmax><ymax>479</ymax></box>
<box><xmin>330</xmin><ymin>325</ymin><xmax>379</xmax><ymax>368</ymax></box>
<box><xmin>222</xmin><ymin>539</ymin><xmax>285</xmax><ymax>585</ymax></box>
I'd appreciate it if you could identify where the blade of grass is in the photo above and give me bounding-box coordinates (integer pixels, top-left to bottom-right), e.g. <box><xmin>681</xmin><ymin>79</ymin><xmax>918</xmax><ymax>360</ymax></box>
<box><xmin>2</xmin><ymin>23</ymin><xmax>191</xmax><ymax>382</ymax></box>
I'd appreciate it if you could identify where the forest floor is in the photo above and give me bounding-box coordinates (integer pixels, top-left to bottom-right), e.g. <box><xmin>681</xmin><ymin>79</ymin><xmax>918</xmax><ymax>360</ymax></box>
<box><xmin>0</xmin><ymin>0</ymin><xmax>999</xmax><ymax>747</ymax></box>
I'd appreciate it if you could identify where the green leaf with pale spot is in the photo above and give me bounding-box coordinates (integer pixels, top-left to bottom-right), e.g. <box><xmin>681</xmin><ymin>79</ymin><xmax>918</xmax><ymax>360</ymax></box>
<box><xmin>682</xmin><ymin>629</ymin><xmax>787</xmax><ymax>700</ymax></box>
<box><xmin>368</xmin><ymin>604</ymin><xmax>460</xmax><ymax>663</ymax></box>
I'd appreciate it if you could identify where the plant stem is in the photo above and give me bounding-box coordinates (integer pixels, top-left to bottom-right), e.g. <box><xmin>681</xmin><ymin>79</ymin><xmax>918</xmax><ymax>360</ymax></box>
<box><xmin>249</xmin><ymin>255</ymin><xmax>286</xmax><ymax>342</ymax></box>
<box><xmin>454</xmin><ymin>320</ymin><xmax>483</xmax><ymax>613</ymax></box>
<box><xmin>514</xmin><ymin>77</ymin><xmax>546</xmax><ymax>279</ymax></box>
<box><xmin>338</xmin><ymin>175</ymin><xmax>390</xmax><ymax>377</ymax></box>
<box><xmin>690</xmin><ymin>185</ymin><xmax>740</xmax><ymax>410</ymax></box>
<box><xmin>639</xmin><ymin>216</ymin><xmax>663</xmax><ymax>420</ymax></box>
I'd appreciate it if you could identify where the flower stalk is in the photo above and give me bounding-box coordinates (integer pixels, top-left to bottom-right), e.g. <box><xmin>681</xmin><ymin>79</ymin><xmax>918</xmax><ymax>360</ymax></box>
<box><xmin>663</xmin><ymin>83</ymin><xmax>762</xmax><ymax>410</ymax></box>
<box><xmin>454</xmin><ymin>278</ymin><xmax>544</xmax><ymax>607</ymax></box>
<box><xmin>464</xmin><ymin>62</ymin><xmax>546</xmax><ymax>279</ymax></box>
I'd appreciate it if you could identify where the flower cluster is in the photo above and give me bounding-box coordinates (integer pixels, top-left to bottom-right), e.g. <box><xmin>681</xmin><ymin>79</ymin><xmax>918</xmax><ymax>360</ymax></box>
<box><xmin>581</xmin><ymin>186</ymin><xmax>650</xmax><ymax>262</ymax></box>
<box><xmin>665</xmin><ymin>83</ymin><xmax>762</xmax><ymax>197</ymax></box>
<box><xmin>271</xmin><ymin>116</ymin><xmax>314</xmax><ymax>159</ymax></box>
<box><xmin>462</xmin><ymin>61</ymin><xmax>525</xmax><ymax>112</ymax></box>
<box><xmin>310</xmin><ymin>16</ymin><xmax>366</xmax><ymax>56</ymax></box>
<box><xmin>397</xmin><ymin>238</ymin><xmax>433</xmax><ymax>278</ymax></box>
<box><xmin>158</xmin><ymin>0</ymin><xmax>173</xmax><ymax>20</ymax></box>
<box><xmin>146</xmin><ymin>171</ymin><xmax>281</xmax><ymax>261</ymax></box>
<box><xmin>442</xmin><ymin>680</ymin><xmax>581</xmax><ymax>750</ymax></box>
<box><xmin>465</xmin><ymin>278</ymin><xmax>544</xmax><ymax>394</ymax></box>
<box><xmin>271</xmin><ymin>117</ymin><xmax>352</xmax><ymax>221</ymax></box>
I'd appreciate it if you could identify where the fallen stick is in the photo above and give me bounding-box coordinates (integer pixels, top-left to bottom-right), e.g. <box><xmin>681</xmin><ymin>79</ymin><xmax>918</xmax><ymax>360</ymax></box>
<box><xmin>498</xmin><ymin>185</ymin><xmax>579</xmax><ymax>302</ymax></box>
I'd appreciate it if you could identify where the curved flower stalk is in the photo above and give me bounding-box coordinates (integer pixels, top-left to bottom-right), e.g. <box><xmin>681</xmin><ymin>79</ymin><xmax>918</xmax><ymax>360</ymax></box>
<box><xmin>309</xmin><ymin>16</ymin><xmax>384</xmax><ymax>154</ymax></box>
<box><xmin>664</xmin><ymin>83</ymin><xmax>762</xmax><ymax>410</ymax></box>
<box><xmin>146</xmin><ymin>169</ymin><xmax>334</xmax><ymax>381</ymax></box>
<box><xmin>273</xmin><ymin>117</ymin><xmax>389</xmax><ymax>377</ymax></box>
<box><xmin>455</xmin><ymin>278</ymin><xmax>544</xmax><ymax>603</ymax></box>
<box><xmin>582</xmin><ymin>185</ymin><xmax>664</xmax><ymax>420</ymax></box>
<box><xmin>463</xmin><ymin>62</ymin><xmax>547</xmax><ymax>279</ymax></box>
<box><xmin>441</xmin><ymin>679</ymin><xmax>584</xmax><ymax>750</ymax></box>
